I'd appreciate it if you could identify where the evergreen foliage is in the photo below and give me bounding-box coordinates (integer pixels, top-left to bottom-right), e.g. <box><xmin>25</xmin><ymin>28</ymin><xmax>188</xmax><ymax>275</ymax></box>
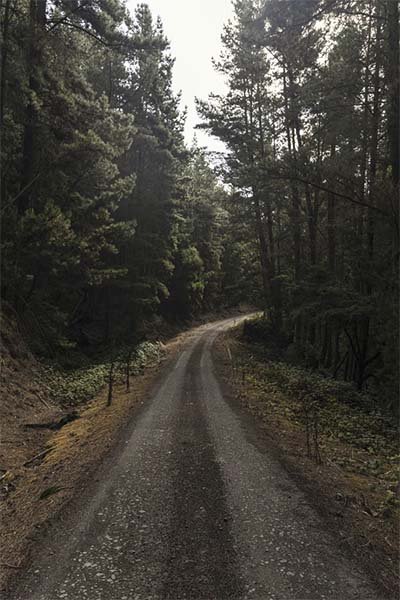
<box><xmin>197</xmin><ymin>0</ymin><xmax>399</xmax><ymax>411</ymax></box>
<box><xmin>1</xmin><ymin>0</ymin><xmax>247</xmax><ymax>351</ymax></box>
<box><xmin>1</xmin><ymin>0</ymin><xmax>397</xmax><ymax>412</ymax></box>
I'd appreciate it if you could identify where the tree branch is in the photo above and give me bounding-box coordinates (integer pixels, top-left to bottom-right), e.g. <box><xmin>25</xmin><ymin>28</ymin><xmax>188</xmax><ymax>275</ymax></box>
<box><xmin>364</xmin><ymin>351</ymin><xmax>381</xmax><ymax>368</ymax></box>
<box><xmin>54</xmin><ymin>20</ymin><xmax>110</xmax><ymax>46</ymax></box>
<box><xmin>1</xmin><ymin>172</ymin><xmax>41</xmax><ymax>214</ymax></box>
<box><xmin>267</xmin><ymin>171</ymin><xmax>389</xmax><ymax>217</ymax></box>
<box><xmin>344</xmin><ymin>327</ymin><xmax>359</xmax><ymax>361</ymax></box>
<box><xmin>46</xmin><ymin>0</ymin><xmax>92</xmax><ymax>33</ymax></box>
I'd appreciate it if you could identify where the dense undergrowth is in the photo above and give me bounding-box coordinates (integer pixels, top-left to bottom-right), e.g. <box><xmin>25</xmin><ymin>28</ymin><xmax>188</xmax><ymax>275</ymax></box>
<box><xmin>221</xmin><ymin>320</ymin><xmax>399</xmax><ymax>597</ymax></box>
<box><xmin>234</xmin><ymin>319</ymin><xmax>399</xmax><ymax>510</ymax></box>
<box><xmin>37</xmin><ymin>341</ymin><xmax>163</xmax><ymax>408</ymax></box>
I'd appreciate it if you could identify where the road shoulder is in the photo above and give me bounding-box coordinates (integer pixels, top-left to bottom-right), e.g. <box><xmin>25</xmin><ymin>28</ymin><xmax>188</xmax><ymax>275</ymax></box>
<box><xmin>0</xmin><ymin>330</ymin><xmax>190</xmax><ymax>595</ymax></box>
<box><xmin>212</xmin><ymin>328</ymin><xmax>399</xmax><ymax>599</ymax></box>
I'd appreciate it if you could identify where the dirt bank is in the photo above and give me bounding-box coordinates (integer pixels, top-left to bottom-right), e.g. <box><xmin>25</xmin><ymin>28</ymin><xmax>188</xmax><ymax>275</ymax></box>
<box><xmin>0</xmin><ymin>325</ymin><xmax>190</xmax><ymax>594</ymax></box>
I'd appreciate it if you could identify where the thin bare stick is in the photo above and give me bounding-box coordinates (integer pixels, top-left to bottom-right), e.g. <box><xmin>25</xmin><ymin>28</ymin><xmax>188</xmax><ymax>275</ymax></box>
<box><xmin>23</xmin><ymin>447</ymin><xmax>53</xmax><ymax>467</ymax></box>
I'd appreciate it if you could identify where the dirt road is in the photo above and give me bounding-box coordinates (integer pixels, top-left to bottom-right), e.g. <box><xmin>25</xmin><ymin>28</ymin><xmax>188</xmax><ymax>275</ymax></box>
<box><xmin>11</xmin><ymin>316</ymin><xmax>381</xmax><ymax>600</ymax></box>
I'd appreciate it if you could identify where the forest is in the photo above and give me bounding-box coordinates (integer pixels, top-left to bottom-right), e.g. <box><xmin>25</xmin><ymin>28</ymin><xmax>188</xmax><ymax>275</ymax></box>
<box><xmin>0</xmin><ymin>1</ymin><xmax>399</xmax><ymax>597</ymax></box>
<box><xmin>0</xmin><ymin>0</ymin><xmax>398</xmax><ymax>411</ymax></box>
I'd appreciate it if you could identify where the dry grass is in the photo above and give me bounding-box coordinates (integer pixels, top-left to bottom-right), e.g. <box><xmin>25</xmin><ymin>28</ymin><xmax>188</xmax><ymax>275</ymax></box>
<box><xmin>0</xmin><ymin>331</ymin><xmax>189</xmax><ymax>593</ymax></box>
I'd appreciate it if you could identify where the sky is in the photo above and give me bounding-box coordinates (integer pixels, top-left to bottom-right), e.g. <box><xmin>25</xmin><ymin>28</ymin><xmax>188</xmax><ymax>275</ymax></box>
<box><xmin>126</xmin><ymin>0</ymin><xmax>234</xmax><ymax>152</ymax></box>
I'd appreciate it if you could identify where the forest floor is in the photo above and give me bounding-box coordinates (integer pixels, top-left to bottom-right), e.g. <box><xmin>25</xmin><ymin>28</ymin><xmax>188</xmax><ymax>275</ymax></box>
<box><xmin>5</xmin><ymin>315</ymin><xmax>383</xmax><ymax>600</ymax></box>
<box><xmin>214</xmin><ymin>326</ymin><xmax>399</xmax><ymax>598</ymax></box>
<box><xmin>0</xmin><ymin>319</ymin><xmax>188</xmax><ymax>592</ymax></box>
<box><xmin>1</xmin><ymin>311</ymin><xmax>397</xmax><ymax>598</ymax></box>
<box><xmin>0</xmin><ymin>306</ymin><xmax>250</xmax><ymax>593</ymax></box>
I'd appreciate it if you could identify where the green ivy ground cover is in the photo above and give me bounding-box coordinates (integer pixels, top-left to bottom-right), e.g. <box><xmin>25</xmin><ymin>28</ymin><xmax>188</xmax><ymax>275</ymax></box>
<box><xmin>39</xmin><ymin>342</ymin><xmax>163</xmax><ymax>407</ymax></box>
<box><xmin>233</xmin><ymin>338</ymin><xmax>399</xmax><ymax>491</ymax></box>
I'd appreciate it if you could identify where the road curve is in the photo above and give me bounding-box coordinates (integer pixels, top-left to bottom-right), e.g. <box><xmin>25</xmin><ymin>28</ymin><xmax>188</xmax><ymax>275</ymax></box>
<box><xmin>11</xmin><ymin>316</ymin><xmax>381</xmax><ymax>600</ymax></box>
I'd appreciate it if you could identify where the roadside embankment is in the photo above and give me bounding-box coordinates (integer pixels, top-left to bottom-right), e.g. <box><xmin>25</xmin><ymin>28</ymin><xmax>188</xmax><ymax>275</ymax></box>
<box><xmin>213</xmin><ymin>324</ymin><xmax>399</xmax><ymax>598</ymax></box>
<box><xmin>0</xmin><ymin>312</ymin><xmax>183</xmax><ymax>593</ymax></box>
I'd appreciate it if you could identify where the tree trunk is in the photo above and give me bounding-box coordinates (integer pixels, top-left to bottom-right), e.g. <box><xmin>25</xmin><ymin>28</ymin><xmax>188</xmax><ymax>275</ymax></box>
<box><xmin>328</xmin><ymin>145</ymin><xmax>336</xmax><ymax>274</ymax></box>
<box><xmin>254</xmin><ymin>193</ymin><xmax>273</xmax><ymax>315</ymax></box>
<box><xmin>320</xmin><ymin>322</ymin><xmax>329</xmax><ymax>366</ymax></box>
<box><xmin>357</xmin><ymin>2</ymin><xmax>373</xmax><ymax>264</ymax></box>
<box><xmin>357</xmin><ymin>12</ymin><xmax>383</xmax><ymax>388</ymax></box>
<box><xmin>283</xmin><ymin>66</ymin><xmax>301</xmax><ymax>282</ymax></box>
<box><xmin>386</xmin><ymin>0</ymin><xmax>399</xmax><ymax>188</ymax></box>
<box><xmin>367</xmin><ymin>12</ymin><xmax>382</xmax><ymax>272</ymax></box>
<box><xmin>305</xmin><ymin>185</ymin><xmax>317</xmax><ymax>266</ymax></box>
<box><xmin>0</xmin><ymin>0</ymin><xmax>12</xmax><ymax>127</ymax></box>
<box><xmin>19</xmin><ymin>0</ymin><xmax>47</xmax><ymax>215</ymax></box>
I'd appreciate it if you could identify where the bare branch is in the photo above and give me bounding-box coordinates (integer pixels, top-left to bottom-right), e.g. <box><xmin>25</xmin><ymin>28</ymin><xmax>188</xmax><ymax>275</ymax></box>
<box><xmin>54</xmin><ymin>20</ymin><xmax>110</xmax><ymax>46</ymax></box>
<box><xmin>46</xmin><ymin>0</ymin><xmax>92</xmax><ymax>33</ymax></box>
<box><xmin>1</xmin><ymin>172</ymin><xmax>41</xmax><ymax>214</ymax></box>
<box><xmin>267</xmin><ymin>171</ymin><xmax>389</xmax><ymax>217</ymax></box>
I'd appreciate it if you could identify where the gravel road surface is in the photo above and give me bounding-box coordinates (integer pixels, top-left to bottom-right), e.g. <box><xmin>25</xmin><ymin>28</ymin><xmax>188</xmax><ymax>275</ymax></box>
<box><xmin>11</xmin><ymin>317</ymin><xmax>381</xmax><ymax>600</ymax></box>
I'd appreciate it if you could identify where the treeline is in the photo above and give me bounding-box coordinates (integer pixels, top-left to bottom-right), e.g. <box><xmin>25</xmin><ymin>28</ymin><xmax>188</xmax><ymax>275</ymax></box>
<box><xmin>0</xmin><ymin>0</ymin><xmax>258</xmax><ymax>353</ymax></box>
<box><xmin>198</xmin><ymin>0</ymin><xmax>399</xmax><ymax>410</ymax></box>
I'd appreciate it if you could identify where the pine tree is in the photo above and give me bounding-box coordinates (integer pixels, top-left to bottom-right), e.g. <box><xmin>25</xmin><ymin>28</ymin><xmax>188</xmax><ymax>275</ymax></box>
<box><xmin>198</xmin><ymin>0</ymin><xmax>399</xmax><ymax>409</ymax></box>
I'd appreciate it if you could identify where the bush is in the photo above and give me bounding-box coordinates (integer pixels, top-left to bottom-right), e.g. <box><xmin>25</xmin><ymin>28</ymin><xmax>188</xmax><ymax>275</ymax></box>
<box><xmin>243</xmin><ymin>316</ymin><xmax>290</xmax><ymax>359</ymax></box>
